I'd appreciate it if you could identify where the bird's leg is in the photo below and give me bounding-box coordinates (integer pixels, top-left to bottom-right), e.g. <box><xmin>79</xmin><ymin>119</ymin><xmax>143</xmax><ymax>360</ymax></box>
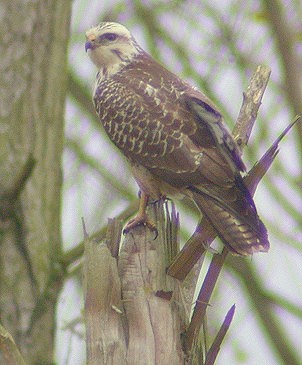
<box><xmin>123</xmin><ymin>191</ymin><xmax>157</xmax><ymax>234</ymax></box>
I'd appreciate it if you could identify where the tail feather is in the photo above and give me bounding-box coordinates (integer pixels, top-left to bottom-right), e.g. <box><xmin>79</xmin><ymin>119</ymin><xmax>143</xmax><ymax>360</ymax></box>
<box><xmin>189</xmin><ymin>184</ymin><xmax>269</xmax><ymax>255</ymax></box>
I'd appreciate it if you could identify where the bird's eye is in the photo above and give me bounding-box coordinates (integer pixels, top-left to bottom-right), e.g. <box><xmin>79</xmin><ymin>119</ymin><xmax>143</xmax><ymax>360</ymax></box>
<box><xmin>101</xmin><ymin>33</ymin><xmax>118</xmax><ymax>41</ymax></box>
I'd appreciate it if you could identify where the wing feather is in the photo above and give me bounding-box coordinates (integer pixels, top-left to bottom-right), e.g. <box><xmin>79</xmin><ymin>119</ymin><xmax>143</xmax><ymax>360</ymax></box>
<box><xmin>95</xmin><ymin>54</ymin><xmax>243</xmax><ymax>189</ymax></box>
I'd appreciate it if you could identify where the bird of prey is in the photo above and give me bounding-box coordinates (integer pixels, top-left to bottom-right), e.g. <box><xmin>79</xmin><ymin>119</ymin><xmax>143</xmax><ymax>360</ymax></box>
<box><xmin>85</xmin><ymin>22</ymin><xmax>269</xmax><ymax>255</ymax></box>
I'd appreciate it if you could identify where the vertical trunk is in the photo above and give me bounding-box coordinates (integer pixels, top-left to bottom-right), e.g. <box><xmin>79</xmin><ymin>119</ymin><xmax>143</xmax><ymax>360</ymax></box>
<box><xmin>0</xmin><ymin>1</ymin><xmax>72</xmax><ymax>363</ymax></box>
<box><xmin>83</xmin><ymin>202</ymin><xmax>194</xmax><ymax>365</ymax></box>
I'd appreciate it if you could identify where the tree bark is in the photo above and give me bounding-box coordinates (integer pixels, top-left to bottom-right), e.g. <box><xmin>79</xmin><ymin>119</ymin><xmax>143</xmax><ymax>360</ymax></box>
<box><xmin>0</xmin><ymin>1</ymin><xmax>72</xmax><ymax>363</ymax></box>
<box><xmin>84</xmin><ymin>202</ymin><xmax>192</xmax><ymax>365</ymax></box>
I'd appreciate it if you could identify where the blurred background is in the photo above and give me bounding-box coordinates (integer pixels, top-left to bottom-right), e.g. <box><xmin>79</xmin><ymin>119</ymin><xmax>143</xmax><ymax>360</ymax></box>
<box><xmin>59</xmin><ymin>1</ymin><xmax>302</xmax><ymax>364</ymax></box>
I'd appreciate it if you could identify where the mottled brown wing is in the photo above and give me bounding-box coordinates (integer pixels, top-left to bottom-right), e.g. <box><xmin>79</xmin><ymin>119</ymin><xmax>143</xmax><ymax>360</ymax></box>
<box><xmin>94</xmin><ymin>54</ymin><xmax>242</xmax><ymax>188</ymax></box>
<box><xmin>174</xmin><ymin>87</ymin><xmax>268</xmax><ymax>253</ymax></box>
<box><xmin>182</xmin><ymin>90</ymin><xmax>246</xmax><ymax>173</ymax></box>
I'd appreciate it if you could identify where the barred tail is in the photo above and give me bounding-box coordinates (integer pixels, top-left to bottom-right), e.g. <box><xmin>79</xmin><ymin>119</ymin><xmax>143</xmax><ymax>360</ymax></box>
<box><xmin>190</xmin><ymin>185</ymin><xmax>269</xmax><ymax>255</ymax></box>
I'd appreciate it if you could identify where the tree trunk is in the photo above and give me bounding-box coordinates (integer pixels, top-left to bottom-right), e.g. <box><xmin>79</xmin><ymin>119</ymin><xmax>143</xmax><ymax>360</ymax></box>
<box><xmin>0</xmin><ymin>1</ymin><xmax>72</xmax><ymax>363</ymax></box>
<box><xmin>83</xmin><ymin>202</ymin><xmax>200</xmax><ymax>364</ymax></box>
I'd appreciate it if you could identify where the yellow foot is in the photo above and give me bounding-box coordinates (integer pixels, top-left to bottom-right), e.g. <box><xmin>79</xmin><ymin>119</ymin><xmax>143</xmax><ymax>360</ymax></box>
<box><xmin>123</xmin><ymin>213</ymin><xmax>158</xmax><ymax>237</ymax></box>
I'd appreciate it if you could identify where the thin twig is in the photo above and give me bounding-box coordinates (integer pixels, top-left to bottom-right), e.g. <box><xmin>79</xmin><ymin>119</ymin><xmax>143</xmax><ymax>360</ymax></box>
<box><xmin>204</xmin><ymin>304</ymin><xmax>236</xmax><ymax>365</ymax></box>
<box><xmin>184</xmin><ymin>248</ymin><xmax>228</xmax><ymax>352</ymax></box>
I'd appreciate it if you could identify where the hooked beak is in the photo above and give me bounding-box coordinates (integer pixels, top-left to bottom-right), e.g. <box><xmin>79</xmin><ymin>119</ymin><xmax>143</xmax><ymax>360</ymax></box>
<box><xmin>85</xmin><ymin>41</ymin><xmax>93</xmax><ymax>52</ymax></box>
<box><xmin>85</xmin><ymin>34</ymin><xmax>97</xmax><ymax>52</ymax></box>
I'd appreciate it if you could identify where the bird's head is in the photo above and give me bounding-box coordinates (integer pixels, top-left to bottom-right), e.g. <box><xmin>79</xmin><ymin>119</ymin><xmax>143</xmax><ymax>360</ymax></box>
<box><xmin>85</xmin><ymin>22</ymin><xmax>142</xmax><ymax>73</ymax></box>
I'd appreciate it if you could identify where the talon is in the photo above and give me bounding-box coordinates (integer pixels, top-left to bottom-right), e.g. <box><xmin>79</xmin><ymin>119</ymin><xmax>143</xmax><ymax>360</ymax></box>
<box><xmin>123</xmin><ymin>213</ymin><xmax>157</xmax><ymax>236</ymax></box>
<box><xmin>123</xmin><ymin>191</ymin><xmax>159</xmax><ymax>237</ymax></box>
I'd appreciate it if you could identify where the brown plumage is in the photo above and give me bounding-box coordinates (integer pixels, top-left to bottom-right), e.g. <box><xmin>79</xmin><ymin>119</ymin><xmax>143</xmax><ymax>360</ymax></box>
<box><xmin>85</xmin><ymin>22</ymin><xmax>269</xmax><ymax>255</ymax></box>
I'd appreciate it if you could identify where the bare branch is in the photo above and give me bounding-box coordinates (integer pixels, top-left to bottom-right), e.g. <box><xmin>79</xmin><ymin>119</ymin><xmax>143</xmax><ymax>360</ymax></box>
<box><xmin>184</xmin><ymin>248</ymin><xmax>229</xmax><ymax>353</ymax></box>
<box><xmin>204</xmin><ymin>304</ymin><xmax>235</xmax><ymax>365</ymax></box>
<box><xmin>233</xmin><ymin>65</ymin><xmax>271</xmax><ymax>148</ymax></box>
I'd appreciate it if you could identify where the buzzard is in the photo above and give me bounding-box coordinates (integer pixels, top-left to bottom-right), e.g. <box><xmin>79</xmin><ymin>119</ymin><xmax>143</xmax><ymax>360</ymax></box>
<box><xmin>85</xmin><ymin>22</ymin><xmax>269</xmax><ymax>255</ymax></box>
